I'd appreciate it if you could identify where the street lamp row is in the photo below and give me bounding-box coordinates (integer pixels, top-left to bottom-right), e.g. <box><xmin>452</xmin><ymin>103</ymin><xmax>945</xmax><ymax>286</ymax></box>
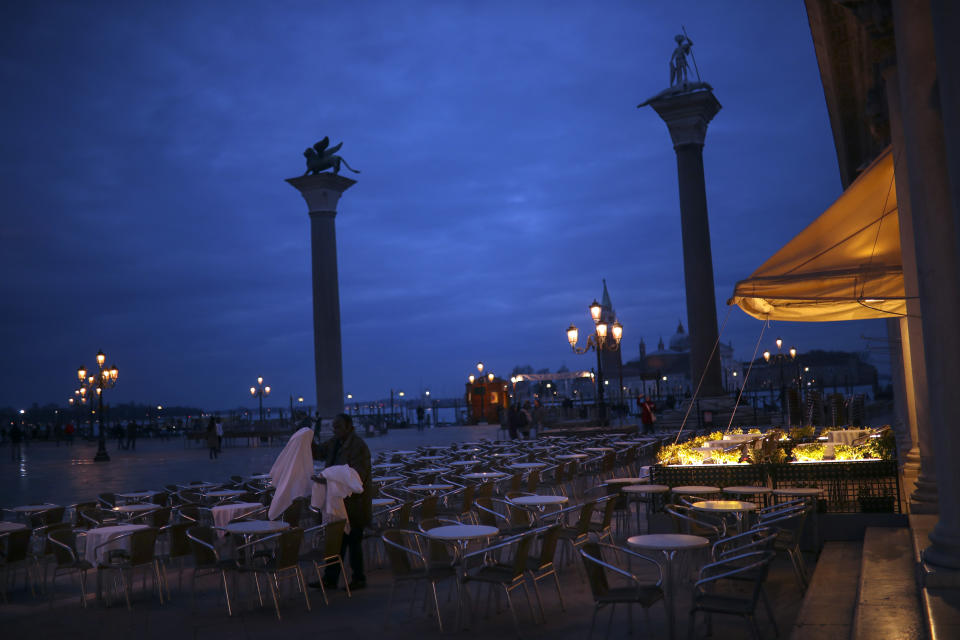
<box><xmin>250</xmin><ymin>376</ymin><xmax>271</xmax><ymax>423</ymax></box>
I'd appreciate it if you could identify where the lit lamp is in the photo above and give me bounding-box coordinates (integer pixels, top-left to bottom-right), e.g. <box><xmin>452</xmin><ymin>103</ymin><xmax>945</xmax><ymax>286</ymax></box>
<box><xmin>763</xmin><ymin>338</ymin><xmax>798</xmax><ymax>425</ymax></box>
<box><xmin>250</xmin><ymin>377</ymin><xmax>271</xmax><ymax>423</ymax></box>
<box><xmin>75</xmin><ymin>349</ymin><xmax>119</xmax><ymax>462</ymax></box>
<box><xmin>566</xmin><ymin>298</ymin><xmax>624</xmax><ymax>426</ymax></box>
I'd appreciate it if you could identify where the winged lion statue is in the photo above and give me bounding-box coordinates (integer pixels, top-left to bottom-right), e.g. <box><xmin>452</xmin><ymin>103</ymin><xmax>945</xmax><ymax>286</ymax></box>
<box><xmin>303</xmin><ymin>137</ymin><xmax>361</xmax><ymax>175</ymax></box>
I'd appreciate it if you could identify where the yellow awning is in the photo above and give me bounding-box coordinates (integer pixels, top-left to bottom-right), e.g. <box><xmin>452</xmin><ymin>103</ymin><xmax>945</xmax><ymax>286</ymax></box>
<box><xmin>729</xmin><ymin>147</ymin><xmax>905</xmax><ymax>321</ymax></box>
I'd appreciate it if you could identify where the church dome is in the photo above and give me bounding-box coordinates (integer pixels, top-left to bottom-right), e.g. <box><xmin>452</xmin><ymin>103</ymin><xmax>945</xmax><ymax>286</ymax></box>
<box><xmin>669</xmin><ymin>321</ymin><xmax>689</xmax><ymax>352</ymax></box>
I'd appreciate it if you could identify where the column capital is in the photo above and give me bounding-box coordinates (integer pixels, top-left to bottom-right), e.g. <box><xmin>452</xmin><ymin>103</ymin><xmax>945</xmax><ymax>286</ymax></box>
<box><xmin>642</xmin><ymin>87</ymin><xmax>722</xmax><ymax>148</ymax></box>
<box><xmin>286</xmin><ymin>173</ymin><xmax>357</xmax><ymax>214</ymax></box>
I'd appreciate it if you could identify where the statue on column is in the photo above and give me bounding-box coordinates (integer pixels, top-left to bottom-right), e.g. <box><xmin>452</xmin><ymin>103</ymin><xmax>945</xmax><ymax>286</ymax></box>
<box><xmin>303</xmin><ymin>137</ymin><xmax>361</xmax><ymax>175</ymax></box>
<box><xmin>670</xmin><ymin>34</ymin><xmax>694</xmax><ymax>86</ymax></box>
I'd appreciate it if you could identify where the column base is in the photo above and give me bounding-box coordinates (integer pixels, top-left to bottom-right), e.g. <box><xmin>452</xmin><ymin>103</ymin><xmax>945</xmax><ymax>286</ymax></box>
<box><xmin>910</xmin><ymin>476</ymin><xmax>939</xmax><ymax>514</ymax></box>
<box><xmin>924</xmin><ymin>524</ymin><xmax>960</xmax><ymax>570</ymax></box>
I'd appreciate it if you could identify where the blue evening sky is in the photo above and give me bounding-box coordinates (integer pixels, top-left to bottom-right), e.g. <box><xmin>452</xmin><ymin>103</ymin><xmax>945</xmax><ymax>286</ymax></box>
<box><xmin>0</xmin><ymin>1</ymin><xmax>889</xmax><ymax>411</ymax></box>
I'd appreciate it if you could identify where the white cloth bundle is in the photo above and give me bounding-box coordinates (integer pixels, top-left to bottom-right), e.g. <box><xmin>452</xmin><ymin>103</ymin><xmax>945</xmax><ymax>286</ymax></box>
<box><xmin>267</xmin><ymin>427</ymin><xmax>315</xmax><ymax>521</ymax></box>
<box><xmin>312</xmin><ymin>465</ymin><xmax>363</xmax><ymax>533</ymax></box>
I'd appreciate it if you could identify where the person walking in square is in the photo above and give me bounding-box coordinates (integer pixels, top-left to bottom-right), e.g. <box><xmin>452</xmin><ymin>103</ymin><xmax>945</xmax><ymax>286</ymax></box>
<box><xmin>639</xmin><ymin>395</ymin><xmax>656</xmax><ymax>435</ymax></box>
<box><xmin>311</xmin><ymin>413</ymin><xmax>372</xmax><ymax>590</ymax></box>
<box><xmin>206</xmin><ymin>416</ymin><xmax>219</xmax><ymax>459</ymax></box>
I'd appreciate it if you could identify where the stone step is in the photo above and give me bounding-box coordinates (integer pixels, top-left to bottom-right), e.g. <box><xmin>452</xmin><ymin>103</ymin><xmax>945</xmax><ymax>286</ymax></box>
<box><xmin>852</xmin><ymin>527</ymin><xmax>924</xmax><ymax>640</ymax></box>
<box><xmin>791</xmin><ymin>541</ymin><xmax>862</xmax><ymax>640</ymax></box>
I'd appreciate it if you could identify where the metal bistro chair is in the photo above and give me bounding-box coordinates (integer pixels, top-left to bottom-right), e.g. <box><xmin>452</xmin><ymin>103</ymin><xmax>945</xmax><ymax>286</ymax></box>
<box><xmin>234</xmin><ymin>526</ymin><xmax>310</xmax><ymax>621</ymax></box>
<box><xmin>688</xmin><ymin>550</ymin><xmax>777</xmax><ymax>640</ymax></box>
<box><xmin>302</xmin><ymin>518</ymin><xmax>350</xmax><ymax>604</ymax></box>
<box><xmin>94</xmin><ymin>526</ymin><xmax>164</xmax><ymax>610</ymax></box>
<box><xmin>579</xmin><ymin>541</ymin><xmax>665</xmax><ymax>640</ymax></box>
<box><xmin>185</xmin><ymin>525</ymin><xmax>235</xmax><ymax>615</ymax></box>
<box><xmin>381</xmin><ymin>528</ymin><xmax>459</xmax><ymax>632</ymax></box>
<box><xmin>461</xmin><ymin>528</ymin><xmax>538</xmax><ymax>636</ymax></box>
<box><xmin>46</xmin><ymin>527</ymin><xmax>93</xmax><ymax>607</ymax></box>
<box><xmin>524</xmin><ymin>523</ymin><xmax>565</xmax><ymax>622</ymax></box>
<box><xmin>157</xmin><ymin>521</ymin><xmax>193</xmax><ymax>598</ymax></box>
<box><xmin>1</xmin><ymin>527</ymin><xmax>35</xmax><ymax>601</ymax></box>
<box><xmin>759</xmin><ymin>505</ymin><xmax>810</xmax><ymax>591</ymax></box>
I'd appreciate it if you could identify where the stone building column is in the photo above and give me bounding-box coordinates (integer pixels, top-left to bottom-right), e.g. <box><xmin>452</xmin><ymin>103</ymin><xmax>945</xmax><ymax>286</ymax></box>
<box><xmin>893</xmin><ymin>0</ymin><xmax>960</xmax><ymax>569</ymax></box>
<box><xmin>286</xmin><ymin>174</ymin><xmax>356</xmax><ymax>421</ymax></box>
<box><xmin>883</xmin><ymin>67</ymin><xmax>938</xmax><ymax>513</ymax></box>
<box><xmin>644</xmin><ymin>89</ymin><xmax>724</xmax><ymax>397</ymax></box>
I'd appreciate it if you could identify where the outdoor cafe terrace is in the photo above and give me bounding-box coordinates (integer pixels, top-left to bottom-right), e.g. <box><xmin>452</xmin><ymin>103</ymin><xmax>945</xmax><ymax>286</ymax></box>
<box><xmin>0</xmin><ymin>425</ymin><xmax>911</xmax><ymax>638</ymax></box>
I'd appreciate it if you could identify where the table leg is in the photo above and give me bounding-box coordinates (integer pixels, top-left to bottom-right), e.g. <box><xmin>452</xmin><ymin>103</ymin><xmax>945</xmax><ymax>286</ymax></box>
<box><xmin>663</xmin><ymin>550</ymin><xmax>676</xmax><ymax>640</ymax></box>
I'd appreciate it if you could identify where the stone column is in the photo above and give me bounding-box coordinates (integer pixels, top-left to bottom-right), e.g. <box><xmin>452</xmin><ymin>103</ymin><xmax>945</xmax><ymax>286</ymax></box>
<box><xmin>644</xmin><ymin>88</ymin><xmax>724</xmax><ymax>397</ymax></box>
<box><xmin>893</xmin><ymin>0</ymin><xmax>960</xmax><ymax>569</ymax></box>
<box><xmin>286</xmin><ymin>173</ymin><xmax>356</xmax><ymax>420</ymax></box>
<box><xmin>883</xmin><ymin>66</ymin><xmax>938</xmax><ymax>513</ymax></box>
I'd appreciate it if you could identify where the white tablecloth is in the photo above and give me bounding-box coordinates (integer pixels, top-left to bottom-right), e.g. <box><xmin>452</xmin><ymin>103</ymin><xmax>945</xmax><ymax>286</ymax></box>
<box><xmin>212</xmin><ymin>502</ymin><xmax>263</xmax><ymax>531</ymax></box>
<box><xmin>83</xmin><ymin>524</ymin><xmax>149</xmax><ymax>565</ymax></box>
<box><xmin>828</xmin><ymin>429</ymin><xmax>870</xmax><ymax>444</ymax></box>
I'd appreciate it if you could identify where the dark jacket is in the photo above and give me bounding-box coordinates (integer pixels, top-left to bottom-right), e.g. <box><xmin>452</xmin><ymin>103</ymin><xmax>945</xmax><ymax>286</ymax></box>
<box><xmin>312</xmin><ymin>430</ymin><xmax>373</xmax><ymax>528</ymax></box>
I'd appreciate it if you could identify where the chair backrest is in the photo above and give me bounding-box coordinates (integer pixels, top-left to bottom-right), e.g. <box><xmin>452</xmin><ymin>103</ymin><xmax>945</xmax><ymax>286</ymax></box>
<box><xmin>77</xmin><ymin>505</ymin><xmax>104</xmax><ymax>527</ymax></box>
<box><xmin>596</xmin><ymin>497</ymin><xmax>617</xmax><ymax>529</ymax></box>
<box><xmin>47</xmin><ymin>527</ymin><xmax>79</xmax><ymax>566</ymax></box>
<box><xmin>526</xmin><ymin>469</ymin><xmax>541</xmax><ymax>493</ymax></box>
<box><xmin>0</xmin><ymin>528</ymin><xmax>30</xmax><ymax>563</ymax></box>
<box><xmin>696</xmin><ymin>550</ymin><xmax>775</xmax><ymax>604</ymax></box>
<box><xmin>571</xmin><ymin>500</ymin><xmax>597</xmax><ymax>535</ymax></box>
<box><xmin>665</xmin><ymin>504</ymin><xmax>724</xmax><ymax>538</ymax></box>
<box><xmin>282</xmin><ymin>497</ymin><xmax>305</xmax><ymax>528</ymax></box>
<box><xmin>533</xmin><ymin>524</ymin><xmax>561</xmax><ymax>570</ymax></box>
<box><xmin>382</xmin><ymin>529</ymin><xmax>421</xmax><ymax>578</ymax></box>
<box><xmin>508</xmin><ymin>473</ymin><xmax>523</xmax><ymax>493</ymax></box>
<box><xmin>713</xmin><ymin>527</ymin><xmax>777</xmax><ymax>560</ymax></box>
<box><xmin>460</xmin><ymin>484</ymin><xmax>477</xmax><ymax>512</ymax></box>
<box><xmin>164</xmin><ymin>522</ymin><xmax>193</xmax><ymax>558</ymax></box>
<box><xmin>98</xmin><ymin>493</ymin><xmax>116</xmax><ymax>508</ymax></box>
<box><xmin>580</xmin><ymin>541</ymin><xmax>611</xmax><ymax>598</ymax></box>
<box><xmin>473</xmin><ymin>497</ymin><xmax>504</xmax><ymax>528</ymax></box>
<box><xmin>186</xmin><ymin>525</ymin><xmax>218</xmax><ymax>566</ymax></box>
<box><xmin>321</xmin><ymin>518</ymin><xmax>347</xmax><ymax>559</ymax></box>
<box><xmin>396</xmin><ymin>501</ymin><xmax>414</xmax><ymax>530</ymax></box>
<box><xmin>507</xmin><ymin>531</ymin><xmax>535</xmax><ymax>578</ymax></box>
<box><xmin>476</xmin><ymin>482</ymin><xmax>495</xmax><ymax>500</ymax></box>
<box><xmin>274</xmin><ymin>527</ymin><xmax>303</xmax><ymax>569</ymax></box>
<box><xmin>127</xmin><ymin>527</ymin><xmax>159</xmax><ymax>566</ymax></box>
<box><xmin>40</xmin><ymin>522</ymin><xmax>72</xmax><ymax>553</ymax></box>
<box><xmin>418</xmin><ymin>495</ymin><xmax>439</xmax><ymax>521</ymax></box>
<box><xmin>30</xmin><ymin>505</ymin><xmax>65</xmax><ymax>528</ymax></box>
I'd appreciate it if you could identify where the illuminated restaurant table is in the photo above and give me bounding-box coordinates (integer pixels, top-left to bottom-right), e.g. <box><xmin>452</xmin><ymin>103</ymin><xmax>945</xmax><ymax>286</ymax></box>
<box><xmin>671</xmin><ymin>485</ymin><xmax>720</xmax><ymax>501</ymax></box>
<box><xmin>627</xmin><ymin>533</ymin><xmax>710</xmax><ymax>640</ymax></box>
<box><xmin>690</xmin><ymin>500</ymin><xmax>757</xmax><ymax>534</ymax></box>
<box><xmin>827</xmin><ymin>429</ymin><xmax>870</xmax><ymax>444</ymax></box>
<box><xmin>724</xmin><ymin>485</ymin><xmax>772</xmax><ymax>507</ymax></box>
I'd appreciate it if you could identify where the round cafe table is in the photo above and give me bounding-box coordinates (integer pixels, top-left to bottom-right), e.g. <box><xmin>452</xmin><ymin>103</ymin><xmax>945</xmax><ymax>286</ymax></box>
<box><xmin>83</xmin><ymin>523</ymin><xmax>150</xmax><ymax>565</ymax></box>
<box><xmin>211</xmin><ymin>502</ymin><xmax>263</xmax><ymax>531</ymax></box>
<box><xmin>373</xmin><ymin>462</ymin><xmax>404</xmax><ymax>470</ymax></box>
<box><xmin>462</xmin><ymin>472</ymin><xmax>507</xmax><ymax>482</ymax></box>
<box><xmin>372</xmin><ymin>497</ymin><xmax>395</xmax><ymax>508</ymax></box>
<box><xmin>724</xmin><ymin>485</ymin><xmax>772</xmax><ymax>507</ymax></box>
<box><xmin>508</xmin><ymin>494</ymin><xmax>568</xmax><ymax>522</ymax></box>
<box><xmin>0</xmin><ymin>521</ymin><xmax>28</xmax><ymax>534</ymax></box>
<box><xmin>111</xmin><ymin>503</ymin><xmax>159</xmax><ymax>517</ymax></box>
<box><xmin>11</xmin><ymin>503</ymin><xmax>59</xmax><ymax>514</ymax></box>
<box><xmin>406</xmin><ymin>484</ymin><xmax>455</xmax><ymax>494</ymax></box>
<box><xmin>584</xmin><ymin>447</ymin><xmax>615</xmax><ymax>452</ymax></box>
<box><xmin>414</xmin><ymin>467</ymin><xmax>450</xmax><ymax>475</ymax></box>
<box><xmin>224</xmin><ymin>520</ymin><xmax>289</xmax><ymax>537</ymax></box>
<box><xmin>690</xmin><ymin>500</ymin><xmax>757</xmax><ymax>534</ymax></box>
<box><xmin>605</xmin><ymin>477</ymin><xmax>649</xmax><ymax>485</ymax></box>
<box><xmin>554</xmin><ymin>453</ymin><xmax>588</xmax><ymax>460</ymax></box>
<box><xmin>116</xmin><ymin>491</ymin><xmax>158</xmax><ymax>503</ymax></box>
<box><xmin>205</xmin><ymin>489</ymin><xmax>247</xmax><ymax>503</ymax></box>
<box><xmin>627</xmin><ymin>533</ymin><xmax>710</xmax><ymax>640</ymax></box>
<box><xmin>372</xmin><ymin>475</ymin><xmax>404</xmax><ymax>484</ymax></box>
<box><xmin>425</xmin><ymin>522</ymin><xmax>500</xmax><ymax>627</ymax></box>
<box><xmin>508</xmin><ymin>462</ymin><xmax>547</xmax><ymax>470</ymax></box>
<box><xmin>448</xmin><ymin>460</ymin><xmax>479</xmax><ymax>468</ymax></box>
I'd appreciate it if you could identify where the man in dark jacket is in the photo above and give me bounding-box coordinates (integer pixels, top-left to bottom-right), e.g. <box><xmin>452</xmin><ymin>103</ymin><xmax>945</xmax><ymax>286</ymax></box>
<box><xmin>311</xmin><ymin>413</ymin><xmax>372</xmax><ymax>590</ymax></box>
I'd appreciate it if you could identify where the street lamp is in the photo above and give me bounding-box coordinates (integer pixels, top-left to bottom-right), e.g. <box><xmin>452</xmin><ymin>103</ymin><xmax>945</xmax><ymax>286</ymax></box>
<box><xmin>76</xmin><ymin>349</ymin><xmax>119</xmax><ymax>462</ymax></box>
<box><xmin>250</xmin><ymin>376</ymin><xmax>271</xmax><ymax>423</ymax></box>
<box><xmin>763</xmin><ymin>338</ymin><xmax>797</xmax><ymax>425</ymax></box>
<box><xmin>566</xmin><ymin>300</ymin><xmax>623</xmax><ymax>425</ymax></box>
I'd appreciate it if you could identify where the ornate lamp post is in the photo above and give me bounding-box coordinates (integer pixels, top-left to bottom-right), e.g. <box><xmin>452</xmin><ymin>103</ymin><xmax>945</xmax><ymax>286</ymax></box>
<box><xmin>763</xmin><ymin>338</ymin><xmax>797</xmax><ymax>426</ymax></box>
<box><xmin>77</xmin><ymin>350</ymin><xmax>119</xmax><ymax>462</ymax></box>
<box><xmin>250</xmin><ymin>377</ymin><xmax>271</xmax><ymax>423</ymax></box>
<box><xmin>566</xmin><ymin>299</ymin><xmax>623</xmax><ymax>425</ymax></box>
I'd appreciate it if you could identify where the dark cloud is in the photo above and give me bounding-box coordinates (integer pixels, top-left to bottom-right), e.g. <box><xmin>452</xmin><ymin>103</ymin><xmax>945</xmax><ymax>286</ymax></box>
<box><xmin>0</xmin><ymin>1</ymin><xmax>886</xmax><ymax>409</ymax></box>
